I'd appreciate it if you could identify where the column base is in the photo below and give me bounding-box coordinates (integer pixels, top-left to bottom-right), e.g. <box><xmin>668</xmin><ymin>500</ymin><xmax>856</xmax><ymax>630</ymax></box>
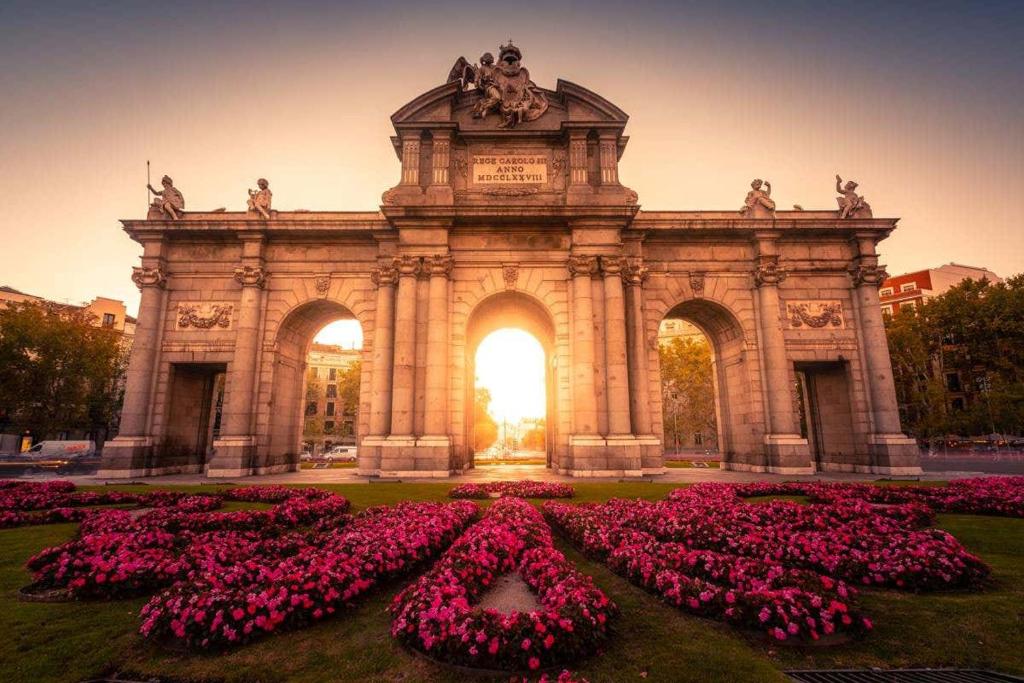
<box><xmin>763</xmin><ymin>434</ymin><xmax>814</xmax><ymax>474</ymax></box>
<box><xmin>207</xmin><ymin>436</ymin><xmax>256</xmax><ymax>478</ymax></box>
<box><xmin>97</xmin><ymin>436</ymin><xmax>153</xmax><ymax>478</ymax></box>
<box><xmin>868</xmin><ymin>433</ymin><xmax>923</xmax><ymax>474</ymax></box>
<box><xmin>568</xmin><ymin>434</ymin><xmax>644</xmax><ymax>477</ymax></box>
<box><xmin>378</xmin><ymin>436</ymin><xmax>452</xmax><ymax>476</ymax></box>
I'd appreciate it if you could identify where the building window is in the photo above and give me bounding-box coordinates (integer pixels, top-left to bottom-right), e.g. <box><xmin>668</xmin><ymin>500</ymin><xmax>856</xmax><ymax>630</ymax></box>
<box><xmin>951</xmin><ymin>397</ymin><xmax>966</xmax><ymax>412</ymax></box>
<box><xmin>326</xmin><ymin>384</ymin><xmax>337</xmax><ymax>398</ymax></box>
<box><xmin>329</xmin><ymin>368</ymin><xmax>337</xmax><ymax>381</ymax></box>
<box><xmin>881</xmin><ymin>304</ymin><xmax>893</xmax><ymax>316</ymax></box>
<box><xmin>326</xmin><ymin>402</ymin><xmax>335</xmax><ymax>416</ymax></box>
<box><xmin>305</xmin><ymin>401</ymin><xmax>318</xmax><ymax>416</ymax></box>
<box><xmin>946</xmin><ymin>373</ymin><xmax>962</xmax><ymax>392</ymax></box>
<box><xmin>308</xmin><ymin>367</ymin><xmax>319</xmax><ymax>379</ymax></box>
<box><xmin>901</xmin><ymin>300</ymin><xmax>916</xmax><ymax>311</ymax></box>
<box><xmin>879</xmin><ymin>287</ymin><xmax>893</xmax><ymax>296</ymax></box>
<box><xmin>324</xmin><ymin>421</ymin><xmax>335</xmax><ymax>434</ymax></box>
<box><xmin>900</xmin><ymin>283</ymin><xmax>916</xmax><ymax>293</ymax></box>
<box><xmin>102</xmin><ymin>313</ymin><xmax>116</xmax><ymax>327</ymax></box>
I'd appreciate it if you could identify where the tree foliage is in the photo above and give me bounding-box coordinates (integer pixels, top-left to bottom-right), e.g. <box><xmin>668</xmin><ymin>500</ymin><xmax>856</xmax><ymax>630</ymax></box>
<box><xmin>335</xmin><ymin>360</ymin><xmax>361</xmax><ymax>438</ymax></box>
<box><xmin>658</xmin><ymin>335</ymin><xmax>717</xmax><ymax>451</ymax></box>
<box><xmin>0</xmin><ymin>301</ymin><xmax>125</xmax><ymax>441</ymax></box>
<box><xmin>886</xmin><ymin>275</ymin><xmax>1024</xmax><ymax>438</ymax></box>
<box><xmin>473</xmin><ymin>386</ymin><xmax>499</xmax><ymax>451</ymax></box>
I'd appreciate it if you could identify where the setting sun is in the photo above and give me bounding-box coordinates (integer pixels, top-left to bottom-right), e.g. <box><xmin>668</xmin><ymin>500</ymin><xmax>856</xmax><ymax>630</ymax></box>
<box><xmin>475</xmin><ymin>328</ymin><xmax>546</xmax><ymax>424</ymax></box>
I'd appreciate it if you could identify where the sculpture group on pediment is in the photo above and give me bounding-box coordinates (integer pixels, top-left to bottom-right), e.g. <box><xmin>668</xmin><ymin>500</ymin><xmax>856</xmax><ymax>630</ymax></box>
<box><xmin>835</xmin><ymin>175</ymin><xmax>872</xmax><ymax>219</ymax></box>
<box><xmin>740</xmin><ymin>179</ymin><xmax>775</xmax><ymax>218</ymax></box>
<box><xmin>148</xmin><ymin>174</ymin><xmax>185</xmax><ymax>220</ymax></box>
<box><xmin>449</xmin><ymin>42</ymin><xmax>548</xmax><ymax>129</ymax></box>
<box><xmin>247</xmin><ymin>178</ymin><xmax>273</xmax><ymax>219</ymax></box>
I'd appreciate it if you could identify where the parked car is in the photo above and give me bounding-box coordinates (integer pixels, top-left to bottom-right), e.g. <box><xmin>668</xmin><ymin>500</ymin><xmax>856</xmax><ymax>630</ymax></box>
<box><xmin>325</xmin><ymin>445</ymin><xmax>358</xmax><ymax>463</ymax></box>
<box><xmin>22</xmin><ymin>440</ymin><xmax>96</xmax><ymax>460</ymax></box>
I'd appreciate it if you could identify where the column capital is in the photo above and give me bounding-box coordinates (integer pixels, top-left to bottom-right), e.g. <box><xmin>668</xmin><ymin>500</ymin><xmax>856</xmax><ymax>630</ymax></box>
<box><xmin>568</xmin><ymin>254</ymin><xmax>599</xmax><ymax>277</ymax></box>
<box><xmin>370</xmin><ymin>263</ymin><xmax>399</xmax><ymax>287</ymax></box>
<box><xmin>849</xmin><ymin>262</ymin><xmax>889</xmax><ymax>288</ymax></box>
<box><xmin>394</xmin><ymin>254</ymin><xmax>422</xmax><ymax>277</ymax></box>
<box><xmin>131</xmin><ymin>266</ymin><xmax>167</xmax><ymax>290</ymax></box>
<box><xmin>233</xmin><ymin>265</ymin><xmax>268</xmax><ymax>288</ymax></box>
<box><xmin>753</xmin><ymin>254</ymin><xmax>786</xmax><ymax>287</ymax></box>
<box><xmin>425</xmin><ymin>254</ymin><xmax>454</xmax><ymax>278</ymax></box>
<box><xmin>599</xmin><ymin>255</ymin><xmax>625</xmax><ymax>276</ymax></box>
<box><xmin>622</xmin><ymin>259</ymin><xmax>649</xmax><ymax>287</ymax></box>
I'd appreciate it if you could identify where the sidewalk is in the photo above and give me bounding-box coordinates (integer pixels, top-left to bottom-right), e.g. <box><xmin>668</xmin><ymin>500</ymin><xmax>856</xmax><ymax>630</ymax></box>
<box><xmin>51</xmin><ymin>463</ymin><xmax>992</xmax><ymax>487</ymax></box>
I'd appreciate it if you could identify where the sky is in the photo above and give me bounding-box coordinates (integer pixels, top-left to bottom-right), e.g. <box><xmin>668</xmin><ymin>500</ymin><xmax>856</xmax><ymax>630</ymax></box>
<box><xmin>475</xmin><ymin>329</ymin><xmax>547</xmax><ymax>423</ymax></box>
<box><xmin>1</xmin><ymin>0</ymin><xmax>1022</xmax><ymax>316</ymax></box>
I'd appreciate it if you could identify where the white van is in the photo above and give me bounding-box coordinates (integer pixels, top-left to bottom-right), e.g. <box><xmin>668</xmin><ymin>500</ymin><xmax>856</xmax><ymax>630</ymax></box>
<box><xmin>23</xmin><ymin>441</ymin><xmax>96</xmax><ymax>460</ymax></box>
<box><xmin>325</xmin><ymin>445</ymin><xmax>358</xmax><ymax>462</ymax></box>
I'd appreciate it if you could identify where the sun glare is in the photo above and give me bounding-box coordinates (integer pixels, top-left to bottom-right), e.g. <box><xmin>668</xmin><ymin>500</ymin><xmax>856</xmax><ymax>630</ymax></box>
<box><xmin>313</xmin><ymin>319</ymin><xmax>363</xmax><ymax>348</ymax></box>
<box><xmin>475</xmin><ymin>328</ymin><xmax>546</xmax><ymax>424</ymax></box>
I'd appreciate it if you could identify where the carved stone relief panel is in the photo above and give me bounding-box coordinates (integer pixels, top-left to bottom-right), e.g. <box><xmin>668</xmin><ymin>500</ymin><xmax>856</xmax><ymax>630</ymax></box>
<box><xmin>786</xmin><ymin>300</ymin><xmax>845</xmax><ymax>329</ymax></box>
<box><xmin>176</xmin><ymin>302</ymin><xmax>233</xmax><ymax>330</ymax></box>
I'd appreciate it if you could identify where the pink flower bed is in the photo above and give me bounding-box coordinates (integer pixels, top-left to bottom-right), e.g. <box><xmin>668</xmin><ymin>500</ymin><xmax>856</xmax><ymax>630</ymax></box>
<box><xmin>26</xmin><ymin>487</ymin><xmax>353</xmax><ymax>600</ymax></box>
<box><xmin>449</xmin><ymin>481</ymin><xmax>575</xmax><ymax>499</ymax></box>
<box><xmin>544</xmin><ymin>483</ymin><xmax>989</xmax><ymax>642</ymax></box>
<box><xmin>140</xmin><ymin>500</ymin><xmax>478</xmax><ymax>649</ymax></box>
<box><xmin>391</xmin><ymin>497</ymin><xmax>615</xmax><ymax>672</ymax></box>
<box><xmin>733</xmin><ymin>476</ymin><xmax>1024</xmax><ymax>518</ymax></box>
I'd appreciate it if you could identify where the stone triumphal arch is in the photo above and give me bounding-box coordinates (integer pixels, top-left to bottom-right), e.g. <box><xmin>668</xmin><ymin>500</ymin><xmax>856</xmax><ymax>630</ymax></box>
<box><xmin>100</xmin><ymin>43</ymin><xmax>922</xmax><ymax>478</ymax></box>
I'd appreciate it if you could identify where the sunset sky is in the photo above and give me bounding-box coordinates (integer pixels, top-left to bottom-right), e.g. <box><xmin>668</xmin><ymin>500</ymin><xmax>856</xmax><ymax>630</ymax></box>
<box><xmin>1</xmin><ymin>0</ymin><xmax>1021</xmax><ymax>314</ymax></box>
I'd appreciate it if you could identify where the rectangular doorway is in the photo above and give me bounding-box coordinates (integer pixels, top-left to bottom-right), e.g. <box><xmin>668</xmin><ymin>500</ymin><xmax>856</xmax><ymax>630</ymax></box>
<box><xmin>161</xmin><ymin>363</ymin><xmax>226</xmax><ymax>469</ymax></box>
<box><xmin>796</xmin><ymin>361</ymin><xmax>857</xmax><ymax>469</ymax></box>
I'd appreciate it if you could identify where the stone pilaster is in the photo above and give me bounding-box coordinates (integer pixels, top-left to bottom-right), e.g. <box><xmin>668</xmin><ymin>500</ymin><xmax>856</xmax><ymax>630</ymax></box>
<box><xmin>600</xmin><ymin>256</ymin><xmax>631</xmax><ymax>436</ymax></box>
<box><xmin>209</xmin><ymin>237</ymin><xmax>267</xmax><ymax>477</ymax></box>
<box><xmin>753</xmin><ymin>233</ymin><xmax>811</xmax><ymax>473</ymax></box>
<box><xmin>426</xmin><ymin>131</ymin><xmax>454</xmax><ymax>204</ymax></box>
<box><xmin>598</xmin><ymin>134</ymin><xmax>619</xmax><ymax>185</ymax></box>
<box><xmin>851</xmin><ymin>233</ymin><xmax>922</xmax><ymax>474</ymax></box>
<box><xmin>98</xmin><ymin>241</ymin><xmax>167</xmax><ymax>478</ymax></box>
<box><xmin>568</xmin><ymin>133</ymin><xmax>588</xmax><ymax>186</ymax></box>
<box><xmin>400</xmin><ymin>134</ymin><xmax>421</xmax><ymax>186</ymax></box>
<box><xmin>360</xmin><ymin>262</ymin><xmax>398</xmax><ymax>473</ymax></box>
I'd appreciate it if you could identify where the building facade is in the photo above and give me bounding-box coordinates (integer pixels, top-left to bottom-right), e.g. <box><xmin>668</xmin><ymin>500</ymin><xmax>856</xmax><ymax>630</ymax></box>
<box><xmin>303</xmin><ymin>343</ymin><xmax>361</xmax><ymax>452</ymax></box>
<box><xmin>879</xmin><ymin>263</ymin><xmax>1002</xmax><ymax>316</ymax></box>
<box><xmin>99</xmin><ymin>45</ymin><xmax>921</xmax><ymax>479</ymax></box>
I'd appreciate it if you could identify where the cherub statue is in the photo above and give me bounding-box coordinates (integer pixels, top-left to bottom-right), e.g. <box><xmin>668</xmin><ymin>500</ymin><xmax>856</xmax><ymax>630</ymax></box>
<box><xmin>148</xmin><ymin>175</ymin><xmax>185</xmax><ymax>220</ymax></box>
<box><xmin>247</xmin><ymin>178</ymin><xmax>272</xmax><ymax>219</ymax></box>
<box><xmin>740</xmin><ymin>178</ymin><xmax>776</xmax><ymax>218</ymax></box>
<box><xmin>835</xmin><ymin>175</ymin><xmax>872</xmax><ymax>219</ymax></box>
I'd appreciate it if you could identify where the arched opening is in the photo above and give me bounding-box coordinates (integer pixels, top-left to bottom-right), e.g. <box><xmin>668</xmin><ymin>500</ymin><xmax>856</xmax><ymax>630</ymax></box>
<box><xmin>658</xmin><ymin>299</ymin><xmax>753</xmax><ymax>467</ymax></box>
<box><xmin>266</xmin><ymin>301</ymin><xmax>364</xmax><ymax>471</ymax></box>
<box><xmin>464</xmin><ymin>292</ymin><xmax>556</xmax><ymax>471</ymax></box>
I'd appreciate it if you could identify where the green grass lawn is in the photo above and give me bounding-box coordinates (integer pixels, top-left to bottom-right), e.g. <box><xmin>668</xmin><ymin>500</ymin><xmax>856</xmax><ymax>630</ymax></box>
<box><xmin>664</xmin><ymin>460</ymin><xmax>721</xmax><ymax>468</ymax></box>
<box><xmin>1</xmin><ymin>483</ymin><xmax>1021</xmax><ymax>682</ymax></box>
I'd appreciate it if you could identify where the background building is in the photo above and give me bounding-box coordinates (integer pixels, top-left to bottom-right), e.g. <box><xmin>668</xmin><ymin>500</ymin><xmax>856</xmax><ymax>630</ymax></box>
<box><xmin>303</xmin><ymin>343</ymin><xmax>361</xmax><ymax>453</ymax></box>
<box><xmin>880</xmin><ymin>264</ymin><xmax>1002</xmax><ymax>317</ymax></box>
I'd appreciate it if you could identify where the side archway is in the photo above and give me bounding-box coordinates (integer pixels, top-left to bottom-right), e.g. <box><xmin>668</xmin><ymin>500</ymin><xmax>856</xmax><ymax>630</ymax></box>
<box><xmin>262</xmin><ymin>299</ymin><xmax>367</xmax><ymax>470</ymax></box>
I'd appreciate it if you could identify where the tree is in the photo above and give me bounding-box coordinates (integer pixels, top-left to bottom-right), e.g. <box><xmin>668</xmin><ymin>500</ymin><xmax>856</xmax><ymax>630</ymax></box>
<box><xmin>0</xmin><ymin>300</ymin><xmax>124</xmax><ymax>442</ymax></box>
<box><xmin>302</xmin><ymin>374</ymin><xmax>325</xmax><ymax>441</ymax></box>
<box><xmin>658</xmin><ymin>336</ymin><xmax>717</xmax><ymax>452</ymax></box>
<box><xmin>473</xmin><ymin>386</ymin><xmax>499</xmax><ymax>451</ymax></box>
<box><xmin>885</xmin><ymin>274</ymin><xmax>1024</xmax><ymax>438</ymax></box>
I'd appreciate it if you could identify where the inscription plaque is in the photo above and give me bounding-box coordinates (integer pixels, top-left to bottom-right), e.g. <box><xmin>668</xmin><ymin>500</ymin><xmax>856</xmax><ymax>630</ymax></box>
<box><xmin>472</xmin><ymin>154</ymin><xmax>547</xmax><ymax>184</ymax></box>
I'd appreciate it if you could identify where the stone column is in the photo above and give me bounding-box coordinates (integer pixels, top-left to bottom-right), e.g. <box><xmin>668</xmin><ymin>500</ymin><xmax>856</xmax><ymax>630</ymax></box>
<box><xmin>624</xmin><ymin>260</ymin><xmax>653</xmax><ymax>436</ymax></box>
<box><xmin>423</xmin><ymin>254</ymin><xmax>452</xmax><ymax>437</ymax></box>
<box><xmin>98</xmin><ymin>245</ymin><xmax>167</xmax><ymax>478</ymax></box>
<box><xmin>851</xmin><ymin>234</ymin><xmax>921</xmax><ymax>473</ymax></box>
<box><xmin>209</xmin><ymin>238</ymin><xmax>266</xmax><ymax>477</ymax></box>
<box><xmin>753</xmin><ymin>234</ymin><xmax>811</xmax><ymax>472</ymax></box>
<box><xmin>367</xmin><ymin>263</ymin><xmax>398</xmax><ymax>436</ymax></box>
<box><xmin>600</xmin><ymin>256</ymin><xmax>632</xmax><ymax>436</ymax></box>
<box><xmin>569</xmin><ymin>255</ymin><xmax>600</xmax><ymax>436</ymax></box>
<box><xmin>389</xmin><ymin>255</ymin><xmax>420</xmax><ymax>437</ymax></box>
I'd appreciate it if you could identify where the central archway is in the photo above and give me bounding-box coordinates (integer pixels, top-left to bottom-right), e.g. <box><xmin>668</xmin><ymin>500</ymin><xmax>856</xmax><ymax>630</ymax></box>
<box><xmin>463</xmin><ymin>292</ymin><xmax>556</xmax><ymax>470</ymax></box>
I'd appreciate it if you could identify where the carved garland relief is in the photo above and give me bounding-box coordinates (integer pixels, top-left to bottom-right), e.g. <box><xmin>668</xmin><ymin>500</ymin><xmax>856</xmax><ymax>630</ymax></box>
<box><xmin>176</xmin><ymin>303</ymin><xmax>233</xmax><ymax>330</ymax></box>
<box><xmin>786</xmin><ymin>301</ymin><xmax>845</xmax><ymax>329</ymax></box>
